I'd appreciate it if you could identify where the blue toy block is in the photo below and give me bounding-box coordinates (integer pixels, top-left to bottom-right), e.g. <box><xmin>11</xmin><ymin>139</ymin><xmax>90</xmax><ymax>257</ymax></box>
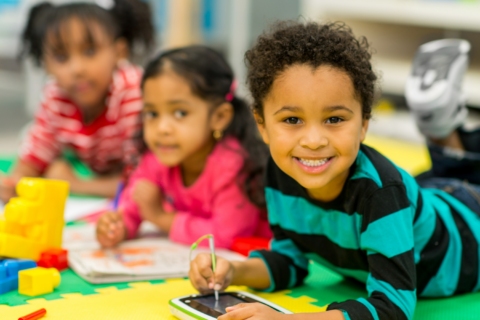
<box><xmin>0</xmin><ymin>259</ymin><xmax>36</xmax><ymax>294</ymax></box>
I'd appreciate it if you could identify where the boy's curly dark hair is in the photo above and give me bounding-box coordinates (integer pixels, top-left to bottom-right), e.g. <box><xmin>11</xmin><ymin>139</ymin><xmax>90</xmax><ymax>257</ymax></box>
<box><xmin>245</xmin><ymin>21</ymin><xmax>378</xmax><ymax>120</ymax></box>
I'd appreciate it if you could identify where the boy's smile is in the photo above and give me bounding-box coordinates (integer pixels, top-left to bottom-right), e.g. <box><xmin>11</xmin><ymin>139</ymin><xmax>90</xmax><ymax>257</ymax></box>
<box><xmin>294</xmin><ymin>156</ymin><xmax>333</xmax><ymax>174</ymax></box>
<box><xmin>257</xmin><ymin>64</ymin><xmax>369</xmax><ymax>202</ymax></box>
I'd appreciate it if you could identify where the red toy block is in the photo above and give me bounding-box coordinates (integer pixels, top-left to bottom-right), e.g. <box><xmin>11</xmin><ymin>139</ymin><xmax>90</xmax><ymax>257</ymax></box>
<box><xmin>37</xmin><ymin>248</ymin><xmax>68</xmax><ymax>271</ymax></box>
<box><xmin>231</xmin><ymin>237</ymin><xmax>270</xmax><ymax>256</ymax></box>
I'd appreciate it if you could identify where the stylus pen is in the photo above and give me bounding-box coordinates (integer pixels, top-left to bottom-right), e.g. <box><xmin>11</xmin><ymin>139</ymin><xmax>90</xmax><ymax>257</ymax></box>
<box><xmin>209</xmin><ymin>236</ymin><xmax>219</xmax><ymax>301</ymax></box>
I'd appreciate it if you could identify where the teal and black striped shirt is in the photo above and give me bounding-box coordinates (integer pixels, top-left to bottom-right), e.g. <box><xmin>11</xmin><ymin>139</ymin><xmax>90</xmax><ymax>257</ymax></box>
<box><xmin>251</xmin><ymin>144</ymin><xmax>480</xmax><ymax>320</ymax></box>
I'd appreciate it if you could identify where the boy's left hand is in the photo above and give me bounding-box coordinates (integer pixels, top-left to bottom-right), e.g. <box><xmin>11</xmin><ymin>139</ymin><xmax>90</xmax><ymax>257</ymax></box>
<box><xmin>219</xmin><ymin>303</ymin><xmax>288</xmax><ymax>320</ymax></box>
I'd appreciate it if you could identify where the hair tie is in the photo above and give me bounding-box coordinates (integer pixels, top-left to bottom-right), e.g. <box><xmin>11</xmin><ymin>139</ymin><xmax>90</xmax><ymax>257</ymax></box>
<box><xmin>225</xmin><ymin>79</ymin><xmax>237</xmax><ymax>102</ymax></box>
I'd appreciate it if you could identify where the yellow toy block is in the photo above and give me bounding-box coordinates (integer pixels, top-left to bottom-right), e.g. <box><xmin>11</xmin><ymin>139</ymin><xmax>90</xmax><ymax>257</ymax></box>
<box><xmin>0</xmin><ymin>178</ymin><xmax>69</xmax><ymax>260</ymax></box>
<box><xmin>18</xmin><ymin>267</ymin><xmax>61</xmax><ymax>296</ymax></box>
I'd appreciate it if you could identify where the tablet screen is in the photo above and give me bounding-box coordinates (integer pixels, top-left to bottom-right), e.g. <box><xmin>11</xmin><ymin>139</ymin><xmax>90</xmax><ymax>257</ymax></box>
<box><xmin>193</xmin><ymin>294</ymin><xmax>245</xmax><ymax>314</ymax></box>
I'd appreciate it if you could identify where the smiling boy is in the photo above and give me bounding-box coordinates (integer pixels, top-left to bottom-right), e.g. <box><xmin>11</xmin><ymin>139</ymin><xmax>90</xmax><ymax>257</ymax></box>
<box><xmin>189</xmin><ymin>21</ymin><xmax>480</xmax><ymax>320</ymax></box>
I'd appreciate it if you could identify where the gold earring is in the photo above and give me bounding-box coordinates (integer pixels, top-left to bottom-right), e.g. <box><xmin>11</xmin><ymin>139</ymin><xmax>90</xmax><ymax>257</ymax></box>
<box><xmin>213</xmin><ymin>130</ymin><xmax>223</xmax><ymax>140</ymax></box>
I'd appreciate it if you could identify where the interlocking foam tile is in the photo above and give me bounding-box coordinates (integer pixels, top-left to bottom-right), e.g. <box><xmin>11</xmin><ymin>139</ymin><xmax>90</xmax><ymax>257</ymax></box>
<box><xmin>1</xmin><ymin>279</ymin><xmax>182</xmax><ymax>319</ymax></box>
<box><xmin>1</xmin><ymin>261</ymin><xmax>480</xmax><ymax>319</ymax></box>
<box><xmin>0</xmin><ymin>269</ymin><xmax>165</xmax><ymax>306</ymax></box>
<box><xmin>254</xmin><ymin>290</ymin><xmax>326</xmax><ymax>313</ymax></box>
<box><xmin>364</xmin><ymin>133</ymin><xmax>431</xmax><ymax>176</ymax></box>
<box><xmin>0</xmin><ymin>275</ymin><xmax>326</xmax><ymax>319</ymax></box>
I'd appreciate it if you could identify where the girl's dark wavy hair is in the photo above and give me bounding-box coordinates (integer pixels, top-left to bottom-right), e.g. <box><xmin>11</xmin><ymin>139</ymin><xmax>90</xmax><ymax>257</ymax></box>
<box><xmin>140</xmin><ymin>45</ymin><xmax>269</xmax><ymax>208</ymax></box>
<box><xmin>245</xmin><ymin>20</ymin><xmax>378</xmax><ymax>121</ymax></box>
<box><xmin>19</xmin><ymin>0</ymin><xmax>154</xmax><ymax>65</ymax></box>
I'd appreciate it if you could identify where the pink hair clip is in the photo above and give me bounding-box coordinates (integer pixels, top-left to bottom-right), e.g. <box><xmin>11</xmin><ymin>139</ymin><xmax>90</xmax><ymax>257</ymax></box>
<box><xmin>225</xmin><ymin>79</ymin><xmax>237</xmax><ymax>102</ymax></box>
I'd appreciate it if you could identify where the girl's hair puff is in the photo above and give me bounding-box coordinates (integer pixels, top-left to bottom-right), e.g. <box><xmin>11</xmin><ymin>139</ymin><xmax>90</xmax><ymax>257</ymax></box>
<box><xmin>245</xmin><ymin>21</ymin><xmax>378</xmax><ymax>121</ymax></box>
<box><xmin>20</xmin><ymin>0</ymin><xmax>154</xmax><ymax>66</ymax></box>
<box><xmin>142</xmin><ymin>45</ymin><xmax>269</xmax><ymax>208</ymax></box>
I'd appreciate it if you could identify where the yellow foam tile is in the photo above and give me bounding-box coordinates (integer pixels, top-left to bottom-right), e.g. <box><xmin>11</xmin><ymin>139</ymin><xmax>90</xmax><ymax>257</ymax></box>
<box><xmin>60</xmin><ymin>293</ymin><xmax>85</xmax><ymax>299</ymax></box>
<box><xmin>0</xmin><ymin>305</ymin><xmax>12</xmax><ymax>312</ymax></box>
<box><xmin>25</xmin><ymin>298</ymin><xmax>49</xmax><ymax>305</ymax></box>
<box><xmin>364</xmin><ymin>134</ymin><xmax>431</xmax><ymax>176</ymax></box>
<box><xmin>253</xmin><ymin>290</ymin><xmax>325</xmax><ymax>313</ymax></box>
<box><xmin>94</xmin><ymin>287</ymin><xmax>121</xmax><ymax>294</ymax></box>
<box><xmin>127</xmin><ymin>282</ymin><xmax>155</xmax><ymax>289</ymax></box>
<box><xmin>3</xmin><ymin>278</ymin><xmax>326</xmax><ymax>319</ymax></box>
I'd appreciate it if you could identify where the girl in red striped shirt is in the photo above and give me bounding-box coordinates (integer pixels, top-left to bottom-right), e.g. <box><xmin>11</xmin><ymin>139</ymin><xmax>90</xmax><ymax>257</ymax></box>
<box><xmin>0</xmin><ymin>0</ymin><xmax>153</xmax><ymax>203</ymax></box>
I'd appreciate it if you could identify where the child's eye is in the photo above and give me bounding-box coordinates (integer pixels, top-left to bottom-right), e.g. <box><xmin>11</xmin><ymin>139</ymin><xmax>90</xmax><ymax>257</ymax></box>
<box><xmin>84</xmin><ymin>47</ymin><xmax>96</xmax><ymax>56</ymax></box>
<box><xmin>326</xmin><ymin>117</ymin><xmax>343</xmax><ymax>124</ymax></box>
<box><xmin>284</xmin><ymin>117</ymin><xmax>302</xmax><ymax>125</ymax></box>
<box><xmin>174</xmin><ymin>110</ymin><xmax>187</xmax><ymax>119</ymax></box>
<box><xmin>142</xmin><ymin>110</ymin><xmax>158</xmax><ymax>120</ymax></box>
<box><xmin>53</xmin><ymin>53</ymin><xmax>68</xmax><ymax>63</ymax></box>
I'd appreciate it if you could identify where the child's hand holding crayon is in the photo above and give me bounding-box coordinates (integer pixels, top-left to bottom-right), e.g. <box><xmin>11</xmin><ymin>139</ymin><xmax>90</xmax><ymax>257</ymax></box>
<box><xmin>96</xmin><ymin>212</ymin><xmax>126</xmax><ymax>248</ymax></box>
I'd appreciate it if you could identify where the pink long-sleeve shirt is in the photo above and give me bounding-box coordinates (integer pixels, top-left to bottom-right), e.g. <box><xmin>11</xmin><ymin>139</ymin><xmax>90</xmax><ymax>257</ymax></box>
<box><xmin>119</xmin><ymin>137</ymin><xmax>272</xmax><ymax>248</ymax></box>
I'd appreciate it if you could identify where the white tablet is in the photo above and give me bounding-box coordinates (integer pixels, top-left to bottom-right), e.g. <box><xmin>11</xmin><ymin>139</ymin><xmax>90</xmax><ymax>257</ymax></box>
<box><xmin>169</xmin><ymin>291</ymin><xmax>292</xmax><ymax>319</ymax></box>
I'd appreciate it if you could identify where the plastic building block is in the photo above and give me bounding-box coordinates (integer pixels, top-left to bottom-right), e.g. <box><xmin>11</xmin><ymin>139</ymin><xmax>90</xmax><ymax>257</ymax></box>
<box><xmin>18</xmin><ymin>267</ymin><xmax>61</xmax><ymax>296</ymax></box>
<box><xmin>0</xmin><ymin>259</ymin><xmax>36</xmax><ymax>294</ymax></box>
<box><xmin>0</xmin><ymin>178</ymin><xmax>69</xmax><ymax>260</ymax></box>
<box><xmin>37</xmin><ymin>248</ymin><xmax>68</xmax><ymax>271</ymax></box>
<box><xmin>231</xmin><ymin>237</ymin><xmax>271</xmax><ymax>256</ymax></box>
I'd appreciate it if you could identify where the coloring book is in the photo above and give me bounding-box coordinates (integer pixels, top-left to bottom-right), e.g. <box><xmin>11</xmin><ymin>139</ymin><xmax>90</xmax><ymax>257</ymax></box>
<box><xmin>64</xmin><ymin>223</ymin><xmax>246</xmax><ymax>284</ymax></box>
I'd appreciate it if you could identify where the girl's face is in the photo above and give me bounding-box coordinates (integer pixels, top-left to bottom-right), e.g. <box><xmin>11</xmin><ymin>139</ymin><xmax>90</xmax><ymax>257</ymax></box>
<box><xmin>142</xmin><ymin>69</ymin><xmax>232</xmax><ymax>171</ymax></box>
<box><xmin>256</xmin><ymin>64</ymin><xmax>369</xmax><ymax>202</ymax></box>
<box><xmin>43</xmin><ymin>18</ymin><xmax>124</xmax><ymax>112</ymax></box>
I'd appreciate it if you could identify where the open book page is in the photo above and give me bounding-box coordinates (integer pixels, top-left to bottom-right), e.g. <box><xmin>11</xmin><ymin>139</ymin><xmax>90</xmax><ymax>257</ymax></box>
<box><xmin>63</xmin><ymin>223</ymin><xmax>246</xmax><ymax>283</ymax></box>
<box><xmin>64</xmin><ymin>197</ymin><xmax>111</xmax><ymax>222</ymax></box>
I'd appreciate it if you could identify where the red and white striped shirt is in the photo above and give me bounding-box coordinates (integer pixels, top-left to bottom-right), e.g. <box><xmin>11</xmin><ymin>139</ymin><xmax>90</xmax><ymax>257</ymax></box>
<box><xmin>20</xmin><ymin>62</ymin><xmax>143</xmax><ymax>174</ymax></box>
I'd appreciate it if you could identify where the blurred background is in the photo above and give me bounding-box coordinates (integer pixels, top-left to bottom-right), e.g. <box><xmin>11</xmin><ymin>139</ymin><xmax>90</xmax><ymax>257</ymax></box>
<box><xmin>1</xmin><ymin>0</ymin><xmax>480</xmax><ymax>155</ymax></box>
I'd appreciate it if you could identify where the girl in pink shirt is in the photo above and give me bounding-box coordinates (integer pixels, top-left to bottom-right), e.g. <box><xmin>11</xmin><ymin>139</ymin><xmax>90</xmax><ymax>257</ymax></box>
<box><xmin>96</xmin><ymin>46</ymin><xmax>272</xmax><ymax>249</ymax></box>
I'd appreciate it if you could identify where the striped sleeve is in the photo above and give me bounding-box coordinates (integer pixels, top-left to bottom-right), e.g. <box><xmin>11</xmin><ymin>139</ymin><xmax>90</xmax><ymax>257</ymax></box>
<box><xmin>119</xmin><ymin>86</ymin><xmax>143</xmax><ymax>165</ymax></box>
<box><xmin>249</xmin><ymin>225</ymin><xmax>309</xmax><ymax>292</ymax></box>
<box><xmin>327</xmin><ymin>184</ymin><xmax>417</xmax><ymax>320</ymax></box>
<box><xmin>19</xmin><ymin>98</ymin><xmax>62</xmax><ymax>173</ymax></box>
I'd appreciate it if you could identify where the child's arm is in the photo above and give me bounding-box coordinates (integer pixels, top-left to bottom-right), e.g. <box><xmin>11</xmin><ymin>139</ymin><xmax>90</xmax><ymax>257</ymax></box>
<box><xmin>191</xmin><ymin>226</ymin><xmax>310</xmax><ymax>294</ymax></box>
<box><xmin>132</xmin><ymin>179</ymin><xmax>174</xmax><ymax>232</ymax></box>
<box><xmin>0</xmin><ymin>161</ymin><xmax>41</xmax><ymax>203</ymax></box>
<box><xmin>71</xmin><ymin>174</ymin><xmax>121</xmax><ymax>198</ymax></box>
<box><xmin>189</xmin><ymin>254</ymin><xmax>271</xmax><ymax>292</ymax></box>
<box><xmin>44</xmin><ymin>160</ymin><xmax>121</xmax><ymax>198</ymax></box>
<box><xmin>116</xmin><ymin>152</ymin><xmax>163</xmax><ymax>239</ymax></box>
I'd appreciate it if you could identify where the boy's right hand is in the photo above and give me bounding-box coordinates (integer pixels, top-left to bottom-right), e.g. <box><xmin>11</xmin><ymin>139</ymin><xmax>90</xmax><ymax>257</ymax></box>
<box><xmin>96</xmin><ymin>212</ymin><xmax>126</xmax><ymax>248</ymax></box>
<box><xmin>189</xmin><ymin>253</ymin><xmax>234</xmax><ymax>294</ymax></box>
